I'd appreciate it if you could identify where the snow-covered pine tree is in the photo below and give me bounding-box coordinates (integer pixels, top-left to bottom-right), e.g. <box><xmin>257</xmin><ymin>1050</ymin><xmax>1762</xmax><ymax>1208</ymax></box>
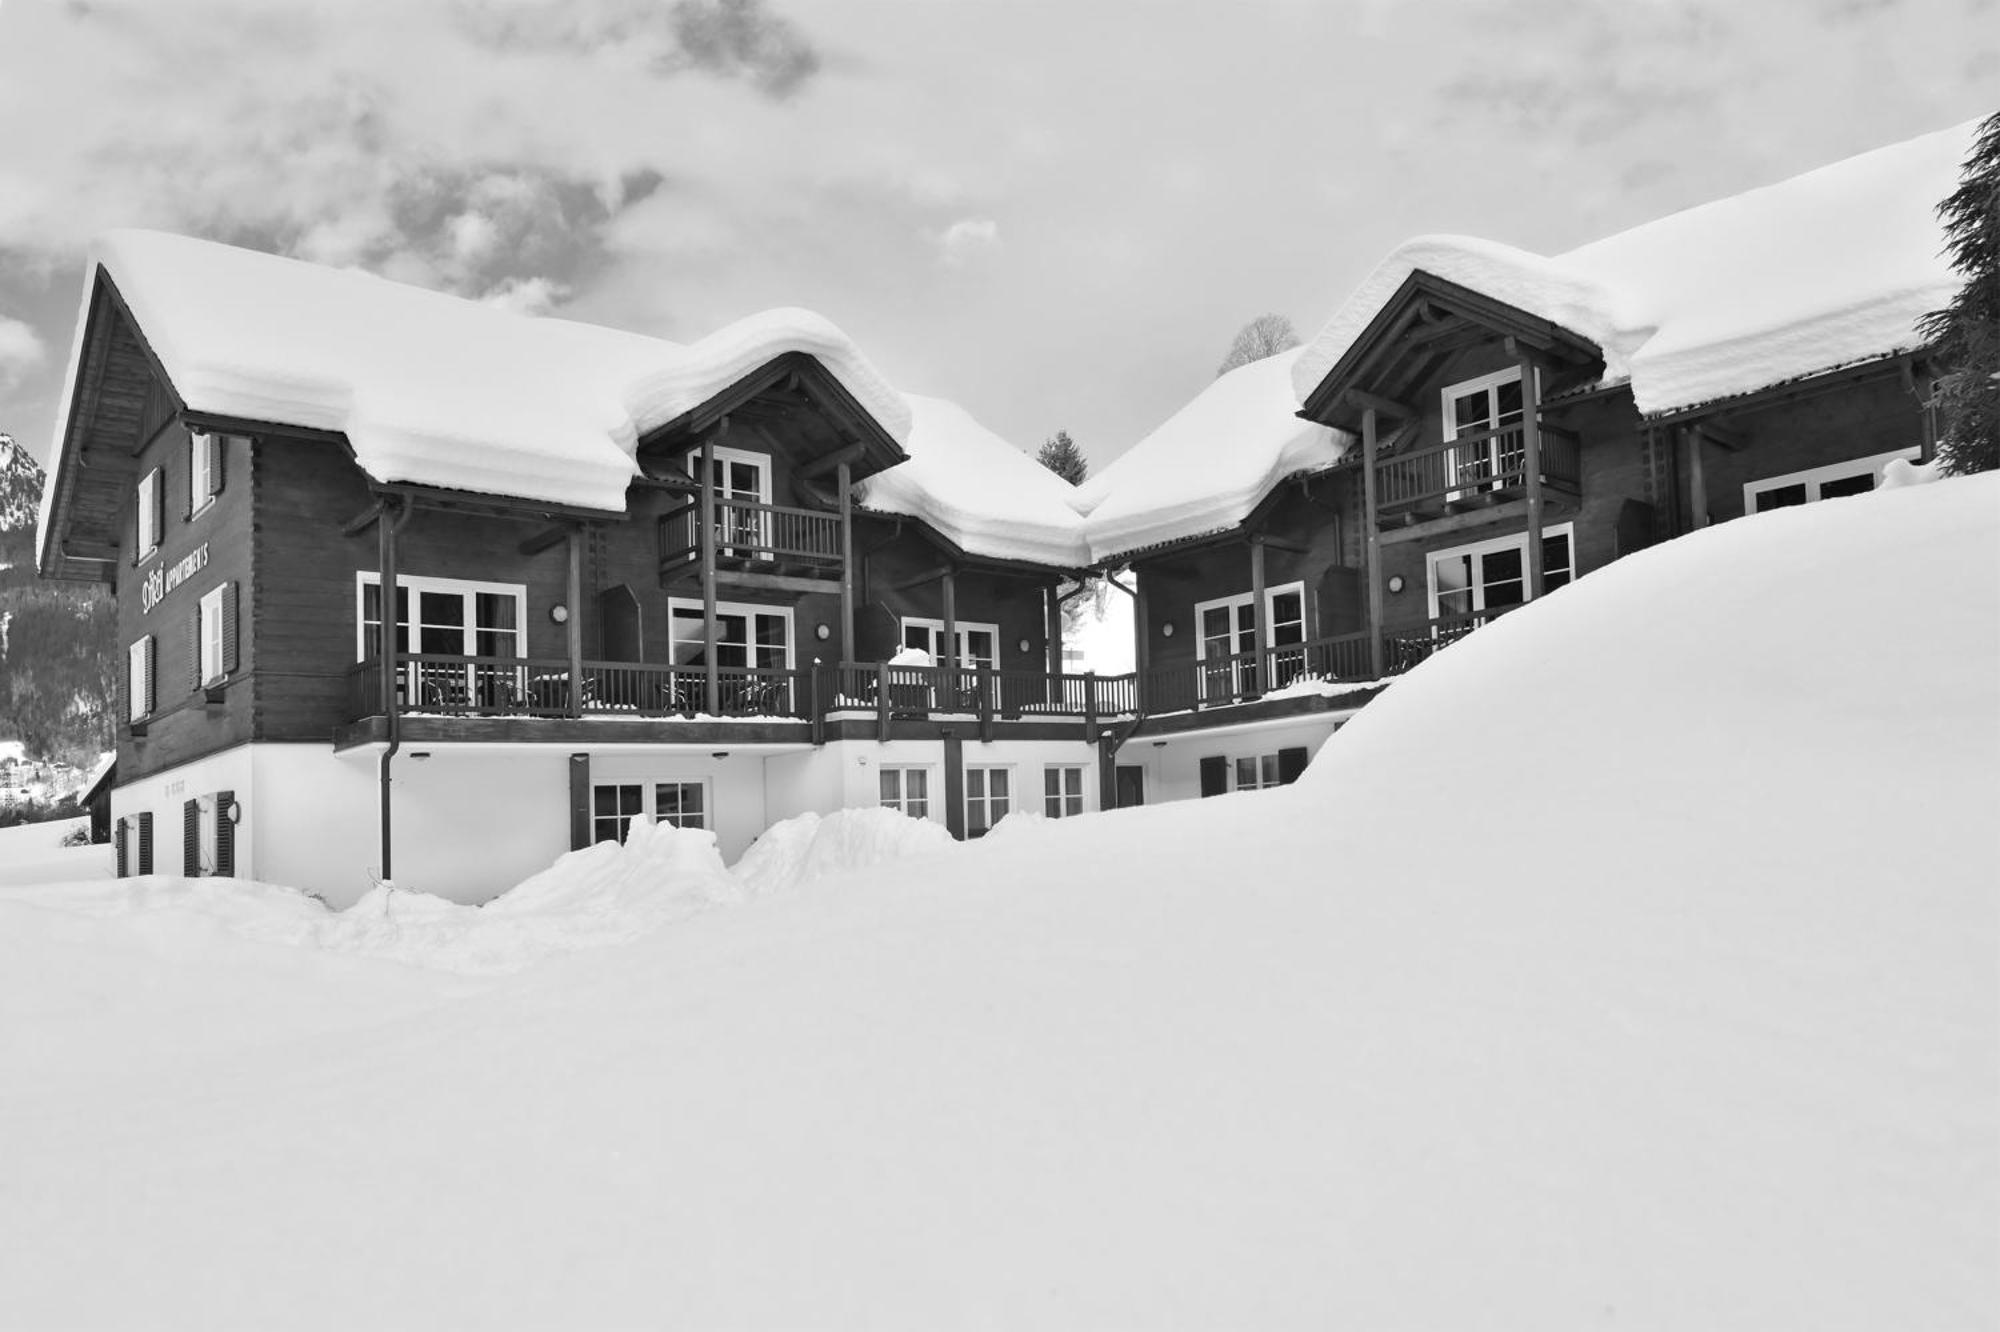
<box><xmin>1036</xmin><ymin>429</ymin><xmax>1087</xmax><ymax>487</ymax></box>
<box><xmin>1920</xmin><ymin>111</ymin><xmax>2000</xmax><ymax>475</ymax></box>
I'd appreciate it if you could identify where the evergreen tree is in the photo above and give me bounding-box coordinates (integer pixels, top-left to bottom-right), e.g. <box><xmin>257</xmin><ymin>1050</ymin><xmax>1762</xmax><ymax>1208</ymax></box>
<box><xmin>1036</xmin><ymin>429</ymin><xmax>1088</xmax><ymax>487</ymax></box>
<box><xmin>1217</xmin><ymin>313</ymin><xmax>1300</xmax><ymax>376</ymax></box>
<box><xmin>1920</xmin><ymin>112</ymin><xmax>2000</xmax><ymax>475</ymax></box>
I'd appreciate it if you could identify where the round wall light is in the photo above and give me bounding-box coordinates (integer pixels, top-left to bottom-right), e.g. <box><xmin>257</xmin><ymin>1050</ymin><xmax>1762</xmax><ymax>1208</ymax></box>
<box><xmin>815</xmin><ymin>623</ymin><xmax>831</xmax><ymax>641</ymax></box>
<box><xmin>1017</xmin><ymin>637</ymin><xmax>1031</xmax><ymax>653</ymax></box>
<box><xmin>550</xmin><ymin>604</ymin><xmax>570</xmax><ymax>624</ymax></box>
<box><xmin>1386</xmin><ymin>576</ymin><xmax>1406</xmax><ymax>594</ymax></box>
<box><xmin>1161</xmin><ymin>621</ymin><xmax>1176</xmax><ymax>638</ymax></box>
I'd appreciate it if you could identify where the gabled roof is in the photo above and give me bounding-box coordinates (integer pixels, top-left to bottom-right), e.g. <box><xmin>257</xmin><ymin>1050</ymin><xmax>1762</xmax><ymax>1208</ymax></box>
<box><xmin>1077</xmin><ymin>348</ymin><xmax>1348</xmax><ymax>563</ymax></box>
<box><xmin>1292</xmin><ymin>119</ymin><xmax>1977</xmax><ymax>419</ymax></box>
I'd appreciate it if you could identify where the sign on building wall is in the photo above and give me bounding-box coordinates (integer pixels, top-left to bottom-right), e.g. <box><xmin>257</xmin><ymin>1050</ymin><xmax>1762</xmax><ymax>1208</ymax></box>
<box><xmin>139</xmin><ymin>543</ymin><xmax>210</xmax><ymax>614</ymax></box>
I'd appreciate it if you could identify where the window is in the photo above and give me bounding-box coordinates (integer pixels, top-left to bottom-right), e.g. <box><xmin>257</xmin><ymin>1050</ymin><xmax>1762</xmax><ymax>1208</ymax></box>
<box><xmin>358</xmin><ymin>574</ymin><xmax>526</xmax><ymax>709</ymax></box>
<box><xmin>127</xmin><ymin>636</ymin><xmax>155</xmax><ymax>722</ymax></box>
<box><xmin>880</xmin><ymin>766</ymin><xmax>931</xmax><ymax>819</ymax></box>
<box><xmin>668</xmin><ymin>599</ymin><xmax>792</xmax><ymax>672</ymax></box>
<box><xmin>197</xmin><ymin>585</ymin><xmax>227</xmax><ymax>686</ymax></box>
<box><xmin>1442</xmin><ymin>368</ymin><xmax>1527</xmax><ymax>497</ymax></box>
<box><xmin>965</xmin><ymin>766</ymin><xmax>1011</xmax><ymax>838</ymax></box>
<box><xmin>1744</xmin><ymin>447</ymin><xmax>1919</xmax><ymax>514</ymax></box>
<box><xmin>1194</xmin><ymin>581</ymin><xmax>1306</xmax><ymax>702</ymax></box>
<box><xmin>1199</xmin><ymin>747</ymin><xmax>1308</xmax><ymax>797</ymax></box>
<box><xmin>654</xmin><ymin>781</ymin><xmax>707</xmax><ymax>830</ymax></box>
<box><xmin>690</xmin><ymin>445</ymin><xmax>773</xmax><ymax>553</ymax></box>
<box><xmin>900</xmin><ymin>618</ymin><xmax>1001</xmax><ymax>669</ymax></box>
<box><xmin>1044</xmin><ymin>765</ymin><xmax>1085</xmax><ymax>818</ymax></box>
<box><xmin>188</xmin><ymin>431</ymin><xmax>226</xmax><ymax>515</ymax></box>
<box><xmin>1234</xmin><ymin>754</ymin><xmax>1281</xmax><ymax>791</ymax></box>
<box><xmin>1427</xmin><ymin>524</ymin><xmax>1575</xmax><ymax>622</ymax></box>
<box><xmin>592</xmin><ymin>784</ymin><xmax>644</xmax><ymax>845</ymax></box>
<box><xmin>136</xmin><ymin>468</ymin><xmax>161</xmax><ymax>558</ymax></box>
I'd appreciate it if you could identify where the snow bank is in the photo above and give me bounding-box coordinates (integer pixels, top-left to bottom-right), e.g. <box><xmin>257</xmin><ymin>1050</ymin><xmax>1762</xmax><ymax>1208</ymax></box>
<box><xmin>1291</xmin><ymin>119</ymin><xmax>1976</xmax><ymax>417</ymax></box>
<box><xmin>866</xmin><ymin>394</ymin><xmax>1092</xmax><ymax>566</ymax></box>
<box><xmin>731</xmin><ymin>807</ymin><xmax>956</xmax><ymax>897</ymax></box>
<box><xmin>1082</xmin><ymin>348</ymin><xmax>1347</xmax><ymax>559</ymax></box>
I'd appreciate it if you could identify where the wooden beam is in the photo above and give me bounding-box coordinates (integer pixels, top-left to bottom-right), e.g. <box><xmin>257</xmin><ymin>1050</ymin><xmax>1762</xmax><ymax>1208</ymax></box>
<box><xmin>1377</xmin><ymin>498</ymin><xmax>1545</xmax><ymax>545</ymax></box>
<box><xmin>886</xmin><ymin>563</ymin><xmax>954</xmax><ymax>593</ymax></box>
<box><xmin>1518</xmin><ymin>349</ymin><xmax>1546</xmax><ymax>602</ymax></box>
<box><xmin>1345</xmin><ymin>388</ymin><xmax>1418</xmax><ymax>420</ymax></box>
<box><xmin>837</xmin><ymin>460</ymin><xmax>855</xmax><ymax>661</ymax></box>
<box><xmin>519</xmin><ymin>525</ymin><xmax>569</xmax><ymax>557</ymax></box>
<box><xmin>1250</xmin><ymin>536</ymin><xmax>1268</xmax><ymax>696</ymax></box>
<box><xmin>802</xmin><ymin>441</ymin><xmax>869</xmax><ymax>480</ymax></box>
<box><xmin>1686</xmin><ymin>425</ymin><xmax>1710</xmax><ymax>530</ymax></box>
<box><xmin>718</xmin><ymin>569</ymin><xmax>844</xmax><ymax>597</ymax></box>
<box><xmin>941</xmin><ymin>567</ymin><xmax>958</xmax><ymax>674</ymax></box>
<box><xmin>566</xmin><ymin>527</ymin><xmax>585</xmax><ymax>717</ymax></box>
<box><xmin>341</xmin><ymin>503</ymin><xmax>385</xmax><ymax>537</ymax></box>
<box><xmin>1380</xmin><ymin>419</ymin><xmax>1420</xmax><ymax>455</ymax></box>
<box><xmin>1697</xmin><ymin>420</ymin><xmax>1746</xmax><ymax>452</ymax></box>
<box><xmin>701</xmin><ymin>432</ymin><xmax>718</xmax><ymax>716</ymax></box>
<box><xmin>1361</xmin><ymin>409</ymin><xmax>1385</xmax><ymax>678</ymax></box>
<box><xmin>1254</xmin><ymin>533</ymin><xmax>1312</xmax><ymax>555</ymax></box>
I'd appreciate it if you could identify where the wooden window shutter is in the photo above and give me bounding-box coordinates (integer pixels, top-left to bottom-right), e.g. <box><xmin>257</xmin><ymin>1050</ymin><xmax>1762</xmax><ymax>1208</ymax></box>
<box><xmin>189</xmin><ymin>607</ymin><xmax>203</xmax><ymax>692</ymax></box>
<box><xmin>114</xmin><ymin>819</ymin><xmax>128</xmax><ymax>878</ymax></box>
<box><xmin>210</xmin><ymin>432</ymin><xmax>227</xmax><ymax>497</ymax></box>
<box><xmin>143</xmin><ymin>638</ymin><xmax>156</xmax><ymax>716</ymax></box>
<box><xmin>1198</xmin><ymin>755</ymin><xmax>1228</xmax><ymax>797</ymax></box>
<box><xmin>222</xmin><ymin>583</ymin><xmax>239</xmax><ymax>675</ymax></box>
<box><xmin>136</xmin><ymin>811</ymin><xmax>154</xmax><ymax>875</ymax></box>
<box><xmin>150</xmin><ymin>469</ymin><xmax>164</xmax><ymax>547</ymax></box>
<box><xmin>183</xmin><ymin>798</ymin><xmax>201</xmax><ymax>876</ymax></box>
<box><xmin>1278</xmin><ymin>747</ymin><xmax>1309</xmax><ymax>785</ymax></box>
<box><xmin>568</xmin><ymin>753</ymin><xmax>591</xmax><ymax>850</ymax></box>
<box><xmin>214</xmin><ymin>790</ymin><xmax>235</xmax><ymax>876</ymax></box>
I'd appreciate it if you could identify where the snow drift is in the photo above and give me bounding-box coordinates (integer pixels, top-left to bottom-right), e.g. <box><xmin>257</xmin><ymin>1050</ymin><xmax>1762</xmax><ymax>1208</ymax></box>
<box><xmin>2</xmin><ymin>475</ymin><xmax>1995</xmax><ymax>1329</ymax></box>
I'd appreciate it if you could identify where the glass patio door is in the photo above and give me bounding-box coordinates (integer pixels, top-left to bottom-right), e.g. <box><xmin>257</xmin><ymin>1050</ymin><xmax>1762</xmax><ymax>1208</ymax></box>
<box><xmin>1445</xmin><ymin>371</ymin><xmax>1526</xmax><ymax>498</ymax></box>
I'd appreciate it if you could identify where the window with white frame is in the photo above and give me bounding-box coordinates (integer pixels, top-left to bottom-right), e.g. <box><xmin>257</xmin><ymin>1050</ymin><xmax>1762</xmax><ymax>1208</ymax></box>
<box><xmin>900</xmin><ymin>618</ymin><xmax>1001</xmax><ymax>669</ymax></box>
<box><xmin>1427</xmin><ymin>523</ymin><xmax>1575</xmax><ymax>621</ymax></box>
<box><xmin>197</xmin><ymin>585</ymin><xmax>227</xmax><ymax>685</ymax></box>
<box><xmin>1194</xmin><ymin>581</ymin><xmax>1306</xmax><ymax>701</ymax></box>
<box><xmin>1044</xmin><ymin>765</ymin><xmax>1085</xmax><ymax>818</ymax></box>
<box><xmin>668</xmin><ymin>599</ymin><xmax>792</xmax><ymax>672</ymax></box>
<box><xmin>1233</xmin><ymin>753</ymin><xmax>1282</xmax><ymax>791</ymax></box>
<box><xmin>189</xmin><ymin>432</ymin><xmax>217</xmax><ymax>515</ymax></box>
<box><xmin>592</xmin><ymin>780</ymin><xmax>712</xmax><ymax>843</ymax></box>
<box><xmin>689</xmin><ymin>445</ymin><xmax>773</xmax><ymax>553</ymax></box>
<box><xmin>879</xmin><ymin>766</ymin><xmax>930</xmax><ymax>819</ymax></box>
<box><xmin>965</xmin><ymin>766</ymin><xmax>1011</xmax><ymax>838</ymax></box>
<box><xmin>592</xmin><ymin>783</ymin><xmax>644</xmax><ymax>845</ymax></box>
<box><xmin>136</xmin><ymin>468</ymin><xmax>161</xmax><ymax>558</ymax></box>
<box><xmin>358</xmin><ymin>574</ymin><xmax>526</xmax><ymax>710</ymax></box>
<box><xmin>127</xmin><ymin>636</ymin><xmax>154</xmax><ymax>721</ymax></box>
<box><xmin>1744</xmin><ymin>447</ymin><xmax>1919</xmax><ymax>514</ymax></box>
<box><xmin>654</xmin><ymin>781</ymin><xmax>708</xmax><ymax>830</ymax></box>
<box><xmin>1442</xmin><ymin>368</ymin><xmax>1527</xmax><ymax>496</ymax></box>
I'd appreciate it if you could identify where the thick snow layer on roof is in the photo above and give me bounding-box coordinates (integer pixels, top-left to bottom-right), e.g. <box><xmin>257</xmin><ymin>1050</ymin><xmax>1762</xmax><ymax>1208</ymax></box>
<box><xmin>1293</xmin><ymin>120</ymin><xmax>1976</xmax><ymax>416</ymax></box>
<box><xmin>1081</xmin><ymin>348</ymin><xmax>1347</xmax><ymax>560</ymax></box>
<box><xmin>52</xmin><ymin>231</ymin><xmax>909</xmax><ymax>519</ymax></box>
<box><xmin>864</xmin><ymin>393</ymin><xmax>1092</xmax><ymax>566</ymax></box>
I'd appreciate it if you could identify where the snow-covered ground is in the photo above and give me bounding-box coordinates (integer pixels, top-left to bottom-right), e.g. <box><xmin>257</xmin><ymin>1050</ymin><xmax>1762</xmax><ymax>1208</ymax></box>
<box><xmin>2</xmin><ymin>475</ymin><xmax>1994</xmax><ymax>1329</ymax></box>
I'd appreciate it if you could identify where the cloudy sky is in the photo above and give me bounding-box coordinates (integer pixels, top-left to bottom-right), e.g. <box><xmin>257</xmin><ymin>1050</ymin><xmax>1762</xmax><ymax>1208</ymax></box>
<box><xmin>0</xmin><ymin>0</ymin><xmax>1993</xmax><ymax>473</ymax></box>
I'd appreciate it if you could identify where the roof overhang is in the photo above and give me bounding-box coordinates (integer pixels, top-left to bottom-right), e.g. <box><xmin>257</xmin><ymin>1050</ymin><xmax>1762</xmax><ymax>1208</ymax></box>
<box><xmin>636</xmin><ymin>350</ymin><xmax>908</xmax><ymax>483</ymax></box>
<box><xmin>1297</xmin><ymin>271</ymin><xmax>1605</xmax><ymax>431</ymax></box>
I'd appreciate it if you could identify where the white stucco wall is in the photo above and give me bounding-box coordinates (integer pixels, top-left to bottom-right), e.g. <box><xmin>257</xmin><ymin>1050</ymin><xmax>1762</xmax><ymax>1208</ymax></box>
<box><xmin>590</xmin><ymin>750</ymin><xmax>769</xmax><ymax>864</ymax></box>
<box><xmin>1121</xmin><ymin>715</ymin><xmax>1348</xmax><ymax>806</ymax></box>
<box><xmin>109</xmin><ymin>745</ymin><xmax>257</xmax><ymax>878</ymax></box>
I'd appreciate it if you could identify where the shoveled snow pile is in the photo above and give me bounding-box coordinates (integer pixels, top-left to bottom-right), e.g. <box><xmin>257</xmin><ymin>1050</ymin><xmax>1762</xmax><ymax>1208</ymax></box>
<box><xmin>2</xmin><ymin>477</ymin><xmax>1994</xmax><ymax>1328</ymax></box>
<box><xmin>39</xmin><ymin>230</ymin><xmax>912</xmax><ymax>555</ymax></box>
<box><xmin>0</xmin><ymin>808</ymin><xmax>957</xmax><ymax>976</ymax></box>
<box><xmin>1080</xmin><ymin>347</ymin><xmax>1347</xmax><ymax>559</ymax></box>
<box><xmin>1291</xmin><ymin>119</ymin><xmax>1977</xmax><ymax>417</ymax></box>
<box><xmin>866</xmin><ymin>394</ymin><xmax>1092</xmax><ymax>566</ymax></box>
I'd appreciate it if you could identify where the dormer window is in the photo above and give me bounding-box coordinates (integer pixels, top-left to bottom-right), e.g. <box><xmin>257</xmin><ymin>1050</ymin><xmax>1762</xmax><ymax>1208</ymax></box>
<box><xmin>1443</xmin><ymin>369</ymin><xmax>1525</xmax><ymax>495</ymax></box>
<box><xmin>136</xmin><ymin>467</ymin><xmax>162</xmax><ymax>559</ymax></box>
<box><xmin>690</xmin><ymin>445</ymin><xmax>773</xmax><ymax>554</ymax></box>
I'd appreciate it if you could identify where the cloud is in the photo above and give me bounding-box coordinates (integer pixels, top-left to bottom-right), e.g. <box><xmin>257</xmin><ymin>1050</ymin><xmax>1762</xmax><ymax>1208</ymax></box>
<box><xmin>0</xmin><ymin>314</ymin><xmax>45</xmax><ymax>392</ymax></box>
<box><xmin>936</xmin><ymin>216</ymin><xmax>1000</xmax><ymax>268</ymax></box>
<box><xmin>450</xmin><ymin>0</ymin><xmax>821</xmax><ymax>99</ymax></box>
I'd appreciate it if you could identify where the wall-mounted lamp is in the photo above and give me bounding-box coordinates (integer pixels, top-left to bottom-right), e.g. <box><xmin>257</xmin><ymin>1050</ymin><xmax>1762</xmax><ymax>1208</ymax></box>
<box><xmin>1161</xmin><ymin>621</ymin><xmax>1176</xmax><ymax>638</ymax></box>
<box><xmin>815</xmin><ymin>623</ymin><xmax>831</xmax><ymax>641</ymax></box>
<box><xmin>224</xmin><ymin>799</ymin><xmax>243</xmax><ymax>825</ymax></box>
<box><xmin>410</xmin><ymin>751</ymin><xmax>432</xmax><ymax>762</ymax></box>
<box><xmin>711</xmin><ymin>751</ymin><xmax>730</xmax><ymax>760</ymax></box>
<box><xmin>1017</xmin><ymin>637</ymin><xmax>1031</xmax><ymax>653</ymax></box>
<box><xmin>550</xmin><ymin>604</ymin><xmax>570</xmax><ymax>624</ymax></box>
<box><xmin>1386</xmin><ymin>576</ymin><xmax>1405</xmax><ymax>594</ymax></box>
<box><xmin>1151</xmin><ymin>740</ymin><xmax>1167</xmax><ymax>749</ymax></box>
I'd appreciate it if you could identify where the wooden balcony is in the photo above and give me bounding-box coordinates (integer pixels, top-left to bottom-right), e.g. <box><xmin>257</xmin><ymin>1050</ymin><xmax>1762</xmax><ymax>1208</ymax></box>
<box><xmin>1141</xmin><ymin>631</ymin><xmax>1376</xmax><ymax>714</ymax></box>
<box><xmin>658</xmin><ymin>497</ymin><xmax>844</xmax><ymax>586</ymax></box>
<box><xmin>1375</xmin><ymin>423</ymin><xmax>1580</xmax><ymax>525</ymax></box>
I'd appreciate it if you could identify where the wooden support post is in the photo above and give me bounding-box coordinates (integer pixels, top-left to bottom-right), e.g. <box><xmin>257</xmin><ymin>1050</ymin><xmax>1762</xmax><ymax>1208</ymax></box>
<box><xmin>1249</xmin><ymin>535</ymin><xmax>1268</xmax><ymax>696</ymax></box>
<box><xmin>941</xmin><ymin>566</ymin><xmax>958</xmax><ymax>674</ymax></box>
<box><xmin>1518</xmin><ymin>350</ymin><xmax>1546</xmax><ymax>601</ymax></box>
<box><xmin>837</xmin><ymin>460</ymin><xmax>855</xmax><ymax>660</ymax></box>
<box><xmin>378</xmin><ymin>499</ymin><xmax>399</xmax><ymax>720</ymax></box>
<box><xmin>1687</xmin><ymin>426</ymin><xmax>1710</xmax><ymax>530</ymax></box>
<box><xmin>876</xmin><ymin>661</ymin><xmax>891</xmax><ymax>740</ymax></box>
<box><xmin>700</xmin><ymin>433</ymin><xmax>719</xmax><ymax>716</ymax></box>
<box><xmin>566</xmin><ymin>525</ymin><xmax>585</xmax><ymax>716</ymax></box>
<box><xmin>1046</xmin><ymin>583</ymin><xmax>1063</xmax><ymax>679</ymax></box>
<box><xmin>1134</xmin><ymin>574</ymin><xmax>1151</xmax><ymax>708</ymax></box>
<box><xmin>1361</xmin><ymin>408</ymin><xmax>1385</xmax><ymax>677</ymax></box>
<box><xmin>1084</xmin><ymin>673</ymin><xmax>1099</xmax><ymax>744</ymax></box>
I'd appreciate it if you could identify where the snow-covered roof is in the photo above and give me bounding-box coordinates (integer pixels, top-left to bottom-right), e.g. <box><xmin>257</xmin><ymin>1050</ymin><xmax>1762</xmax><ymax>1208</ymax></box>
<box><xmin>1293</xmin><ymin>120</ymin><xmax>1977</xmax><ymax>417</ymax></box>
<box><xmin>1079</xmin><ymin>348</ymin><xmax>1348</xmax><ymax>561</ymax></box>
<box><xmin>866</xmin><ymin>395</ymin><xmax>1091</xmax><ymax>567</ymax></box>
<box><xmin>53</xmin><ymin>230</ymin><xmax>913</xmax><ymax>517</ymax></box>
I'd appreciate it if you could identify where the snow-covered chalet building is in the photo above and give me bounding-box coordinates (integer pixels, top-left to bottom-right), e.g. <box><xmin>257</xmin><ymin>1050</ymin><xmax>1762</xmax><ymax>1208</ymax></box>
<box><xmin>35</xmin><ymin>120</ymin><xmax>1973</xmax><ymax>905</ymax></box>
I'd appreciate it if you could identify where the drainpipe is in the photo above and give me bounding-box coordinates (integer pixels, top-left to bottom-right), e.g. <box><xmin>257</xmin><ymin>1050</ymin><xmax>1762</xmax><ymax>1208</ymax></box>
<box><xmin>377</xmin><ymin>498</ymin><xmax>413</xmax><ymax>885</ymax></box>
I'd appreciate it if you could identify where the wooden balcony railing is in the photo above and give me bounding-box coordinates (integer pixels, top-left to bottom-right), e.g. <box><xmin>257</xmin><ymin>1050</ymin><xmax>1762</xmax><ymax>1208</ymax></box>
<box><xmin>1376</xmin><ymin>423</ymin><xmax>1581</xmax><ymax>513</ymax></box>
<box><xmin>658</xmin><ymin>497</ymin><xmax>844</xmax><ymax>574</ymax></box>
<box><xmin>1141</xmin><ymin>630</ymin><xmax>1376</xmax><ymax>713</ymax></box>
